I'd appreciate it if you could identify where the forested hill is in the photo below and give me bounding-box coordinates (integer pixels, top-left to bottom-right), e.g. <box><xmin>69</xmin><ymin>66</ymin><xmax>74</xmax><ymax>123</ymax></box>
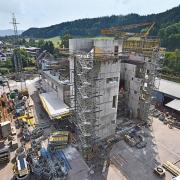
<box><xmin>22</xmin><ymin>5</ymin><xmax>180</xmax><ymax>49</ymax></box>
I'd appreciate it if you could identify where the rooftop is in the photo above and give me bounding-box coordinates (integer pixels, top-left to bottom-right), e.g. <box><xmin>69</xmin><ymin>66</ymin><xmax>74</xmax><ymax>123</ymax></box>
<box><xmin>165</xmin><ymin>99</ymin><xmax>180</xmax><ymax>112</ymax></box>
<box><xmin>43</xmin><ymin>70</ymin><xmax>70</xmax><ymax>85</ymax></box>
<box><xmin>157</xmin><ymin>79</ymin><xmax>180</xmax><ymax>99</ymax></box>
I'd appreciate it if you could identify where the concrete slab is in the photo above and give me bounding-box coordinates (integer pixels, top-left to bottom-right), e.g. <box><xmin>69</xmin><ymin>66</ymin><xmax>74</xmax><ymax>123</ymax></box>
<box><xmin>109</xmin><ymin>118</ymin><xmax>180</xmax><ymax>180</ymax></box>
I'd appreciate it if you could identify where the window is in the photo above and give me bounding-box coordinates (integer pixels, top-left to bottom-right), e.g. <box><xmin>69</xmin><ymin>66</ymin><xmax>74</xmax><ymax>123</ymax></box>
<box><xmin>114</xmin><ymin>46</ymin><xmax>119</xmax><ymax>56</ymax></box>
<box><xmin>55</xmin><ymin>86</ymin><xmax>58</xmax><ymax>91</ymax></box>
<box><xmin>111</xmin><ymin>120</ymin><xmax>116</xmax><ymax>124</ymax></box>
<box><xmin>106</xmin><ymin>77</ymin><xmax>118</xmax><ymax>84</ymax></box>
<box><xmin>112</xmin><ymin>95</ymin><xmax>117</xmax><ymax>108</ymax></box>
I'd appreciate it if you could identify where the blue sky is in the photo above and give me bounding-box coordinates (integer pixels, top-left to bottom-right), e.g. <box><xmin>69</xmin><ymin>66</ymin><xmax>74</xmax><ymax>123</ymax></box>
<box><xmin>0</xmin><ymin>0</ymin><xmax>179</xmax><ymax>30</ymax></box>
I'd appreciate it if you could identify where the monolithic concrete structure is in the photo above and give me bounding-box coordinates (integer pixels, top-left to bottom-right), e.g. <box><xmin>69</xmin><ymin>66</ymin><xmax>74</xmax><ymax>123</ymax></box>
<box><xmin>69</xmin><ymin>39</ymin><xmax>123</xmax><ymax>150</ymax></box>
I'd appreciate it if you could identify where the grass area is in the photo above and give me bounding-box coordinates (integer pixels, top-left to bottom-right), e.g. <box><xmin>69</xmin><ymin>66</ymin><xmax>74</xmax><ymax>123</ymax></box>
<box><xmin>91</xmin><ymin>36</ymin><xmax>114</xmax><ymax>40</ymax></box>
<box><xmin>23</xmin><ymin>66</ymin><xmax>36</xmax><ymax>71</ymax></box>
<box><xmin>32</xmin><ymin>36</ymin><xmax>61</xmax><ymax>48</ymax></box>
<box><xmin>44</xmin><ymin>36</ymin><xmax>61</xmax><ymax>47</ymax></box>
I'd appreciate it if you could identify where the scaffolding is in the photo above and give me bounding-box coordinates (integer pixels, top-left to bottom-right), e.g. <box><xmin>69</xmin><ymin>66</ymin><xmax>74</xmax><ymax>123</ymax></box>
<box><xmin>116</xmin><ymin>37</ymin><xmax>164</xmax><ymax>126</ymax></box>
<box><xmin>73</xmin><ymin>50</ymin><xmax>121</xmax><ymax>166</ymax></box>
<box><xmin>139</xmin><ymin>47</ymin><xmax>162</xmax><ymax>123</ymax></box>
<box><xmin>74</xmin><ymin>54</ymin><xmax>99</xmax><ymax>154</ymax></box>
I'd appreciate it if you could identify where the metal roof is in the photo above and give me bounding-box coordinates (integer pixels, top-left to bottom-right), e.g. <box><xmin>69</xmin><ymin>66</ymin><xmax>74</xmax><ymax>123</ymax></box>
<box><xmin>165</xmin><ymin>99</ymin><xmax>180</xmax><ymax>111</ymax></box>
<box><xmin>157</xmin><ymin>79</ymin><xmax>180</xmax><ymax>99</ymax></box>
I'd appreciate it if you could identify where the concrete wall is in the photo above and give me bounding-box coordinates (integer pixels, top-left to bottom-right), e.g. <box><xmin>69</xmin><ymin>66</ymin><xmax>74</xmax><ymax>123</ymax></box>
<box><xmin>41</xmin><ymin>71</ymin><xmax>70</xmax><ymax>105</ymax></box>
<box><xmin>120</xmin><ymin>63</ymin><xmax>142</xmax><ymax>118</ymax></box>
<box><xmin>95</xmin><ymin>60</ymin><xmax>121</xmax><ymax>139</ymax></box>
<box><xmin>69</xmin><ymin>38</ymin><xmax>93</xmax><ymax>53</ymax></box>
<box><xmin>69</xmin><ymin>38</ymin><xmax>123</xmax><ymax>140</ymax></box>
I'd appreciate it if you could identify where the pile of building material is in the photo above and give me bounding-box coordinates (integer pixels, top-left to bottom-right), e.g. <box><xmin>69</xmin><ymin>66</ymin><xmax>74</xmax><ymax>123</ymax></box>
<box><xmin>48</xmin><ymin>131</ymin><xmax>69</xmax><ymax>151</ymax></box>
<box><xmin>124</xmin><ymin>131</ymin><xmax>147</xmax><ymax>149</ymax></box>
<box><xmin>29</xmin><ymin>147</ymin><xmax>71</xmax><ymax>180</ymax></box>
<box><xmin>163</xmin><ymin>161</ymin><xmax>180</xmax><ymax>177</ymax></box>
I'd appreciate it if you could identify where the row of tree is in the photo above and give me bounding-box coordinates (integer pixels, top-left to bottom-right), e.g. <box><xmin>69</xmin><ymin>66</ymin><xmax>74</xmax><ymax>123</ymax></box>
<box><xmin>159</xmin><ymin>22</ymin><xmax>180</xmax><ymax>50</ymax></box>
<box><xmin>162</xmin><ymin>50</ymin><xmax>180</xmax><ymax>76</ymax></box>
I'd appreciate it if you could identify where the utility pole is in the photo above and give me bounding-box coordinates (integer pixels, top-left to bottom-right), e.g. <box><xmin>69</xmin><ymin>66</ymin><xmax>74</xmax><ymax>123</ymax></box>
<box><xmin>10</xmin><ymin>13</ymin><xmax>22</xmax><ymax>81</ymax></box>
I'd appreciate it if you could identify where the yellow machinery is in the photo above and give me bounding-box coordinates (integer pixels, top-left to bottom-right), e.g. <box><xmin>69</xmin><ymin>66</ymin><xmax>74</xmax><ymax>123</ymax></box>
<box><xmin>48</xmin><ymin>131</ymin><xmax>69</xmax><ymax>150</ymax></box>
<box><xmin>18</xmin><ymin>114</ymin><xmax>35</xmax><ymax>127</ymax></box>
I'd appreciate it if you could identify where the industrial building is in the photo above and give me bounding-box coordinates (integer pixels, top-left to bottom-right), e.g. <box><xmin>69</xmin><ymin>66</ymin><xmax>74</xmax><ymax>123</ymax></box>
<box><xmin>154</xmin><ymin>79</ymin><xmax>180</xmax><ymax>118</ymax></box>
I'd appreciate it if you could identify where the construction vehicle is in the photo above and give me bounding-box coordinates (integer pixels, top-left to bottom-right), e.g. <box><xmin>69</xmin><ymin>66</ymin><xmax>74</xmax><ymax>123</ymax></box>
<box><xmin>124</xmin><ymin>134</ymin><xmax>137</xmax><ymax>147</ymax></box>
<box><xmin>13</xmin><ymin>147</ymin><xmax>30</xmax><ymax>180</ymax></box>
<box><xmin>31</xmin><ymin>127</ymin><xmax>44</xmax><ymax>139</ymax></box>
<box><xmin>13</xmin><ymin>155</ymin><xmax>30</xmax><ymax>180</ymax></box>
<box><xmin>18</xmin><ymin>114</ymin><xmax>35</xmax><ymax>127</ymax></box>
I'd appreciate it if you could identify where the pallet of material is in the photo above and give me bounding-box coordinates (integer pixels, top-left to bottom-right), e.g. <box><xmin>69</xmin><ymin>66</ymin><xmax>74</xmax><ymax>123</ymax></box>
<box><xmin>162</xmin><ymin>161</ymin><xmax>180</xmax><ymax>176</ymax></box>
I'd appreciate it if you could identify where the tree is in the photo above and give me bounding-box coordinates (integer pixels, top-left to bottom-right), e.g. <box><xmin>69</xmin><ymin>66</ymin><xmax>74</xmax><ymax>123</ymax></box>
<box><xmin>37</xmin><ymin>39</ymin><xmax>45</xmax><ymax>48</ymax></box>
<box><xmin>14</xmin><ymin>49</ymin><xmax>31</xmax><ymax>68</ymax></box>
<box><xmin>29</xmin><ymin>38</ymin><xmax>37</xmax><ymax>47</ymax></box>
<box><xmin>60</xmin><ymin>34</ymin><xmax>72</xmax><ymax>48</ymax></box>
<box><xmin>37</xmin><ymin>40</ymin><xmax>54</xmax><ymax>54</ymax></box>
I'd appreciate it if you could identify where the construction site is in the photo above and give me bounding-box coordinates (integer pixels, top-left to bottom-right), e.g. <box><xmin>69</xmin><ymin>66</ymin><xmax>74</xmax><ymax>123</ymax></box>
<box><xmin>0</xmin><ymin>19</ymin><xmax>180</xmax><ymax>180</ymax></box>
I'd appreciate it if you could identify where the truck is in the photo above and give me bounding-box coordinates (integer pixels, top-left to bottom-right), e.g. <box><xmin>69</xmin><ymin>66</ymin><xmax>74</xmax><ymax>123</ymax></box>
<box><xmin>13</xmin><ymin>154</ymin><xmax>30</xmax><ymax>180</ymax></box>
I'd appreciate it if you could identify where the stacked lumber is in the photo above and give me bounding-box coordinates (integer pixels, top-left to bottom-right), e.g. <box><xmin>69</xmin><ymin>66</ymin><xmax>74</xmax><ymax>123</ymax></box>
<box><xmin>162</xmin><ymin>161</ymin><xmax>180</xmax><ymax>176</ymax></box>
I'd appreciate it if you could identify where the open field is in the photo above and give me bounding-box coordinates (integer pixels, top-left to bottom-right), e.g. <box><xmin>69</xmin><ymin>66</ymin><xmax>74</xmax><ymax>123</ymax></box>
<box><xmin>44</xmin><ymin>36</ymin><xmax>61</xmax><ymax>47</ymax></box>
